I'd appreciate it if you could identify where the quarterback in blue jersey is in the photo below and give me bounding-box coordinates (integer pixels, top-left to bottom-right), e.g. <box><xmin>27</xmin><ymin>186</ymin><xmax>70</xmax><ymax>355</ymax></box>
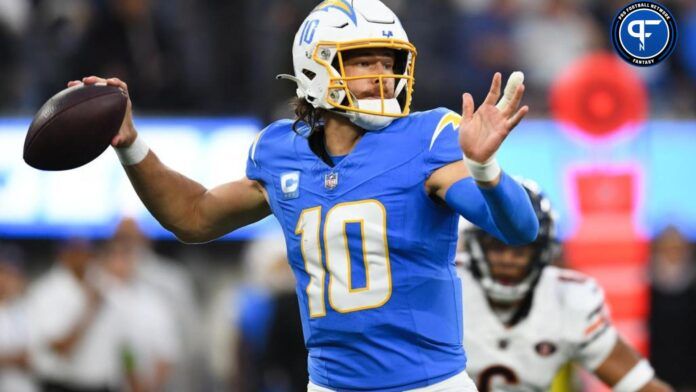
<box><xmin>72</xmin><ymin>0</ymin><xmax>538</xmax><ymax>390</ymax></box>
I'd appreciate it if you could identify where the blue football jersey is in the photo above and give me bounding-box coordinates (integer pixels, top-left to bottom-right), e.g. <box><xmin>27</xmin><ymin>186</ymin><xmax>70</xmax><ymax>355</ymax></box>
<box><xmin>246</xmin><ymin>108</ymin><xmax>466</xmax><ymax>391</ymax></box>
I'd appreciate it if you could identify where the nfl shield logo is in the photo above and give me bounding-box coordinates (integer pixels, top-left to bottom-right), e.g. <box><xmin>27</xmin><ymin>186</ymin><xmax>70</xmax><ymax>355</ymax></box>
<box><xmin>324</xmin><ymin>172</ymin><xmax>339</xmax><ymax>190</ymax></box>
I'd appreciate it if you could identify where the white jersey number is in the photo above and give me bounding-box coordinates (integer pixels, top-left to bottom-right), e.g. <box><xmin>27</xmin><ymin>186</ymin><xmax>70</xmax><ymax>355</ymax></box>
<box><xmin>296</xmin><ymin>200</ymin><xmax>392</xmax><ymax>317</ymax></box>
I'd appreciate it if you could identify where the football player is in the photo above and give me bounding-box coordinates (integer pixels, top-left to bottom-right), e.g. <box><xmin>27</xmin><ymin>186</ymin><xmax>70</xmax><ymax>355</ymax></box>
<box><xmin>458</xmin><ymin>181</ymin><xmax>672</xmax><ymax>392</ymax></box>
<box><xmin>71</xmin><ymin>0</ymin><xmax>540</xmax><ymax>390</ymax></box>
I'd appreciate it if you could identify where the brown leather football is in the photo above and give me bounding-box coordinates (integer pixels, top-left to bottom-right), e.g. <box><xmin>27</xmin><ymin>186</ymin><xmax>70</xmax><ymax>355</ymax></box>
<box><xmin>24</xmin><ymin>84</ymin><xmax>128</xmax><ymax>171</ymax></box>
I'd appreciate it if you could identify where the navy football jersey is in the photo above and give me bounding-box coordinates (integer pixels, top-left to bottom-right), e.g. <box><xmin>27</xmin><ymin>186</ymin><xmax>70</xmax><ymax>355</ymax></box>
<box><xmin>246</xmin><ymin>108</ymin><xmax>466</xmax><ymax>391</ymax></box>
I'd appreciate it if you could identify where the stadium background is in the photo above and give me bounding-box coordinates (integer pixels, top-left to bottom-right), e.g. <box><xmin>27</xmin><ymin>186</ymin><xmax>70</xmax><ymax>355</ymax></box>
<box><xmin>0</xmin><ymin>0</ymin><xmax>694</xmax><ymax>391</ymax></box>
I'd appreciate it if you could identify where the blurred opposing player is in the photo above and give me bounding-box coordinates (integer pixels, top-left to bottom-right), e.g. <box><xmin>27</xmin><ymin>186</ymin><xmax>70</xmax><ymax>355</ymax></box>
<box><xmin>71</xmin><ymin>0</ymin><xmax>541</xmax><ymax>390</ymax></box>
<box><xmin>458</xmin><ymin>181</ymin><xmax>672</xmax><ymax>392</ymax></box>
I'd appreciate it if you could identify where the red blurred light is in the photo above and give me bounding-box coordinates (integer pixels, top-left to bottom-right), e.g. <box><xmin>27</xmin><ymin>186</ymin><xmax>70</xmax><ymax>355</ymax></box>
<box><xmin>550</xmin><ymin>52</ymin><xmax>648</xmax><ymax>139</ymax></box>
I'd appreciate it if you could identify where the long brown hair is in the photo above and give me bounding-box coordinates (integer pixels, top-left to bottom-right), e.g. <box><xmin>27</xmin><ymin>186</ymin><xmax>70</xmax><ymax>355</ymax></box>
<box><xmin>292</xmin><ymin>97</ymin><xmax>338</xmax><ymax>164</ymax></box>
<box><xmin>292</xmin><ymin>97</ymin><xmax>326</xmax><ymax>135</ymax></box>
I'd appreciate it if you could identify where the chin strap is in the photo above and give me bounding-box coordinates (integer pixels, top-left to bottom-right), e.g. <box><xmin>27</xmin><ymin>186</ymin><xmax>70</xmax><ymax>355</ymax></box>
<box><xmin>277</xmin><ymin>73</ymin><xmax>400</xmax><ymax>131</ymax></box>
<box><xmin>342</xmin><ymin>98</ymin><xmax>401</xmax><ymax>131</ymax></box>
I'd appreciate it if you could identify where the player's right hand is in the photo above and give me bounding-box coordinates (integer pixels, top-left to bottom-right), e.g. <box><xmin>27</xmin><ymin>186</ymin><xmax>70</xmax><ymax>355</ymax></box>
<box><xmin>67</xmin><ymin>76</ymin><xmax>137</xmax><ymax>148</ymax></box>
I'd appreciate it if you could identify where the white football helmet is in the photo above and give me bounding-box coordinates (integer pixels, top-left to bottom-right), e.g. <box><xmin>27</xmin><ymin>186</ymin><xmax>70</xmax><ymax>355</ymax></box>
<box><xmin>461</xmin><ymin>180</ymin><xmax>561</xmax><ymax>304</ymax></box>
<box><xmin>278</xmin><ymin>0</ymin><xmax>417</xmax><ymax>131</ymax></box>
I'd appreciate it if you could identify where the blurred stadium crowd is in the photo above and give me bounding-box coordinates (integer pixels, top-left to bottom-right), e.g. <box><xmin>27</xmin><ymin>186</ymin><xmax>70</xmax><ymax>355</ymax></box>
<box><xmin>0</xmin><ymin>219</ymin><xmax>306</xmax><ymax>392</ymax></box>
<box><xmin>1</xmin><ymin>0</ymin><xmax>696</xmax><ymax>391</ymax></box>
<box><xmin>0</xmin><ymin>0</ymin><xmax>695</xmax><ymax>120</ymax></box>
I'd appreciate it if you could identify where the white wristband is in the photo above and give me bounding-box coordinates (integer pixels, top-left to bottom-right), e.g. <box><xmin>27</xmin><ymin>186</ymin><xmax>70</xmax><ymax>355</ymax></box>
<box><xmin>613</xmin><ymin>359</ymin><xmax>654</xmax><ymax>392</ymax></box>
<box><xmin>464</xmin><ymin>155</ymin><xmax>502</xmax><ymax>182</ymax></box>
<box><xmin>115</xmin><ymin>136</ymin><xmax>149</xmax><ymax>166</ymax></box>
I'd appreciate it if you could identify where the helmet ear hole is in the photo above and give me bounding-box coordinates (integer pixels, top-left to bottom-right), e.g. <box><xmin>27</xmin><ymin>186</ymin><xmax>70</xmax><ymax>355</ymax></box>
<box><xmin>302</xmin><ymin>69</ymin><xmax>317</xmax><ymax>80</ymax></box>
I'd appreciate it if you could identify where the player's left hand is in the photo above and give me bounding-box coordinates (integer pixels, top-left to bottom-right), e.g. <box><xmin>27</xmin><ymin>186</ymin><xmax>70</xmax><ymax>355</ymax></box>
<box><xmin>459</xmin><ymin>72</ymin><xmax>528</xmax><ymax>163</ymax></box>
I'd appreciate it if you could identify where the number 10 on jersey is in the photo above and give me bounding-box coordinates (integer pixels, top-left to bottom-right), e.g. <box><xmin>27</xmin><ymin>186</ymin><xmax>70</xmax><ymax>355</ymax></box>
<box><xmin>295</xmin><ymin>200</ymin><xmax>392</xmax><ymax>317</ymax></box>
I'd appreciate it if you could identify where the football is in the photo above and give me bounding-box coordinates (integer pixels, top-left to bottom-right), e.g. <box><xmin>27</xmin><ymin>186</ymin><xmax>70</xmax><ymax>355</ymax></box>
<box><xmin>24</xmin><ymin>84</ymin><xmax>128</xmax><ymax>171</ymax></box>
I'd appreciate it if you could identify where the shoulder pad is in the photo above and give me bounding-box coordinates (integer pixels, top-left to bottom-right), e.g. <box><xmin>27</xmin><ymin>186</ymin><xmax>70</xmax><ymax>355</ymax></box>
<box><xmin>550</xmin><ymin>268</ymin><xmax>611</xmax><ymax>342</ymax></box>
<box><xmin>249</xmin><ymin>119</ymin><xmax>294</xmax><ymax>167</ymax></box>
<box><xmin>408</xmin><ymin>108</ymin><xmax>461</xmax><ymax>150</ymax></box>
